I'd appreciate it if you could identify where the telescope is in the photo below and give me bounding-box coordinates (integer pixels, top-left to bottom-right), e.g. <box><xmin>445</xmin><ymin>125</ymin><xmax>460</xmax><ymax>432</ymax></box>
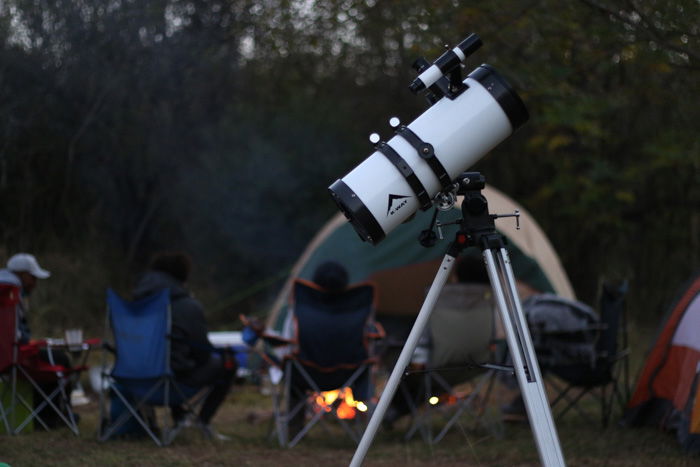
<box><xmin>329</xmin><ymin>33</ymin><xmax>529</xmax><ymax>245</ymax></box>
<box><xmin>332</xmin><ymin>35</ymin><xmax>566</xmax><ymax>467</ymax></box>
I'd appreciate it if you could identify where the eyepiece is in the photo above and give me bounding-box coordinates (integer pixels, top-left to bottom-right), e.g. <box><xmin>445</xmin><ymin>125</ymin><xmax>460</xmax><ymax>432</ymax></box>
<box><xmin>408</xmin><ymin>79</ymin><xmax>425</xmax><ymax>93</ymax></box>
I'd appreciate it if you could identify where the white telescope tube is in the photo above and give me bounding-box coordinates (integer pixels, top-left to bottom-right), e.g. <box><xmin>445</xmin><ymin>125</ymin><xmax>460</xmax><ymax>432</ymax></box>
<box><xmin>329</xmin><ymin>64</ymin><xmax>528</xmax><ymax>244</ymax></box>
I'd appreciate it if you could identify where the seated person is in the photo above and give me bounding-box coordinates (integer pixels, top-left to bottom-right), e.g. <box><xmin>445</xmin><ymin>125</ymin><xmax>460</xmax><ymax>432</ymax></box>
<box><xmin>244</xmin><ymin>260</ymin><xmax>383</xmax><ymax>435</ymax></box>
<box><xmin>384</xmin><ymin>254</ymin><xmax>496</xmax><ymax>428</ymax></box>
<box><xmin>0</xmin><ymin>253</ymin><xmax>74</xmax><ymax>429</ymax></box>
<box><xmin>132</xmin><ymin>251</ymin><xmax>236</xmax><ymax>440</ymax></box>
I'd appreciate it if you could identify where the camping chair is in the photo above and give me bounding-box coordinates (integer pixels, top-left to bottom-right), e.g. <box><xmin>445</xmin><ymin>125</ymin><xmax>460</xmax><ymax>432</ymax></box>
<box><xmin>270</xmin><ymin>279</ymin><xmax>384</xmax><ymax>447</ymax></box>
<box><xmin>0</xmin><ymin>283</ymin><xmax>20</xmax><ymax>434</ymax></box>
<box><xmin>398</xmin><ymin>283</ymin><xmax>501</xmax><ymax>444</ymax></box>
<box><xmin>544</xmin><ymin>280</ymin><xmax>630</xmax><ymax>427</ymax></box>
<box><xmin>0</xmin><ymin>283</ymin><xmax>82</xmax><ymax>435</ymax></box>
<box><xmin>98</xmin><ymin>288</ymin><xmax>203</xmax><ymax>446</ymax></box>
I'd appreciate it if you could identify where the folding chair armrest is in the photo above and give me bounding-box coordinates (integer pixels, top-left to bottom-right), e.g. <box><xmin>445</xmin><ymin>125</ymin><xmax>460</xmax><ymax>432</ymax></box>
<box><xmin>239</xmin><ymin>313</ymin><xmax>264</xmax><ymax>332</ymax></box>
<box><xmin>23</xmin><ymin>360</ymin><xmax>68</xmax><ymax>374</ymax></box>
<box><xmin>261</xmin><ymin>350</ymin><xmax>284</xmax><ymax>369</ymax></box>
<box><xmin>19</xmin><ymin>341</ymin><xmax>40</xmax><ymax>352</ymax></box>
<box><xmin>17</xmin><ymin>342</ymin><xmax>41</xmax><ymax>364</ymax></box>
<box><xmin>260</xmin><ymin>332</ymin><xmax>296</xmax><ymax>347</ymax></box>
<box><xmin>366</xmin><ymin>321</ymin><xmax>386</xmax><ymax>340</ymax></box>
<box><xmin>532</xmin><ymin>324</ymin><xmax>605</xmax><ymax>337</ymax></box>
<box><xmin>26</xmin><ymin>339</ymin><xmax>49</xmax><ymax>348</ymax></box>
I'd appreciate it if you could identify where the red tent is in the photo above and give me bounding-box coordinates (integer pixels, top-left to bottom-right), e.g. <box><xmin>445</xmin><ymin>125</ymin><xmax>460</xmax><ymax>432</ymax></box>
<box><xmin>625</xmin><ymin>271</ymin><xmax>700</xmax><ymax>453</ymax></box>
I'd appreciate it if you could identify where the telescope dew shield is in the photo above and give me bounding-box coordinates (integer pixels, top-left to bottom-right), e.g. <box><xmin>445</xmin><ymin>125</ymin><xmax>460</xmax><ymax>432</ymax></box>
<box><xmin>329</xmin><ymin>65</ymin><xmax>528</xmax><ymax>245</ymax></box>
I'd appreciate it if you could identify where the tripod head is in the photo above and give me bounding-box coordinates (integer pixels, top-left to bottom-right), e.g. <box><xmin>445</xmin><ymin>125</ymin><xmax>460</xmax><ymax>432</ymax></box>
<box><xmin>418</xmin><ymin>172</ymin><xmax>520</xmax><ymax>251</ymax></box>
<box><xmin>450</xmin><ymin>172</ymin><xmax>501</xmax><ymax>254</ymax></box>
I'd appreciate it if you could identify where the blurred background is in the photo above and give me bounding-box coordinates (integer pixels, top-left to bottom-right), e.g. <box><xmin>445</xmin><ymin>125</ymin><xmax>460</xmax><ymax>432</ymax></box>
<box><xmin>0</xmin><ymin>0</ymin><xmax>697</xmax><ymax>336</ymax></box>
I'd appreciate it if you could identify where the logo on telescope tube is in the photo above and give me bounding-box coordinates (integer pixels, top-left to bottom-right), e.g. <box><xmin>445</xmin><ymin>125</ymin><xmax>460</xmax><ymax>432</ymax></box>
<box><xmin>387</xmin><ymin>194</ymin><xmax>410</xmax><ymax>216</ymax></box>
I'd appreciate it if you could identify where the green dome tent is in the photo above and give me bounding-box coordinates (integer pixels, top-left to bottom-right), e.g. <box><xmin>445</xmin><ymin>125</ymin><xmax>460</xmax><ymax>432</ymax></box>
<box><xmin>267</xmin><ymin>184</ymin><xmax>574</xmax><ymax>331</ymax></box>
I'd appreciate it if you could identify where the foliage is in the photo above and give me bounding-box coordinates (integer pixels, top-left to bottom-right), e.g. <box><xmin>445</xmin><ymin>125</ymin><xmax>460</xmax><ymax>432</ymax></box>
<box><xmin>0</xmin><ymin>0</ymin><xmax>698</xmax><ymax>334</ymax></box>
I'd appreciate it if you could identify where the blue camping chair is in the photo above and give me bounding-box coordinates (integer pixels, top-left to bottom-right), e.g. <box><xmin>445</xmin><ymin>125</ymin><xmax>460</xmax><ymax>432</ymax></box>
<box><xmin>270</xmin><ymin>279</ymin><xmax>384</xmax><ymax>447</ymax></box>
<box><xmin>98</xmin><ymin>289</ymin><xmax>201</xmax><ymax>446</ymax></box>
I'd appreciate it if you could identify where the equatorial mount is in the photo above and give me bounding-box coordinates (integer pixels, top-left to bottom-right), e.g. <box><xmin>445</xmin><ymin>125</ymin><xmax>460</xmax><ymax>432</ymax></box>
<box><xmin>418</xmin><ymin>172</ymin><xmax>520</xmax><ymax>249</ymax></box>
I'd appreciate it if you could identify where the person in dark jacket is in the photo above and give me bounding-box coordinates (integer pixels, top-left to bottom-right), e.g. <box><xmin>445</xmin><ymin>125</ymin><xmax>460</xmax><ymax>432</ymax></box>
<box><xmin>132</xmin><ymin>251</ymin><xmax>235</xmax><ymax>440</ymax></box>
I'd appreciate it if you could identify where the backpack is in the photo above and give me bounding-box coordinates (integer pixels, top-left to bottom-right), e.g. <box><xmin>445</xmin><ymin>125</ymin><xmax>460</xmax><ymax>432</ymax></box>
<box><xmin>522</xmin><ymin>293</ymin><xmax>599</xmax><ymax>368</ymax></box>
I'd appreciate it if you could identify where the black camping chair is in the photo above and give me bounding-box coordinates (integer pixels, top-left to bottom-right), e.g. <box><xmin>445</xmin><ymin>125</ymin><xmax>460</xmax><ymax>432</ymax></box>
<box><xmin>395</xmin><ymin>283</ymin><xmax>501</xmax><ymax>444</ymax></box>
<box><xmin>269</xmin><ymin>279</ymin><xmax>384</xmax><ymax>447</ymax></box>
<box><xmin>546</xmin><ymin>280</ymin><xmax>630</xmax><ymax>427</ymax></box>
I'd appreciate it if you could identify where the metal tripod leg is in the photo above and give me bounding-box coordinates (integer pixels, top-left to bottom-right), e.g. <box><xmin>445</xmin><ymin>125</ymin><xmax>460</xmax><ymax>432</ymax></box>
<box><xmin>350</xmin><ymin>248</ymin><xmax>566</xmax><ymax>467</ymax></box>
<box><xmin>350</xmin><ymin>254</ymin><xmax>457</xmax><ymax>467</ymax></box>
<box><xmin>484</xmin><ymin>247</ymin><xmax>565</xmax><ymax>467</ymax></box>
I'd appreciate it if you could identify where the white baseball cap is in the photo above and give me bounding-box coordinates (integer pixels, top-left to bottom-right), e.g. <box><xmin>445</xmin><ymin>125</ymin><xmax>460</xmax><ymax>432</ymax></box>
<box><xmin>7</xmin><ymin>253</ymin><xmax>51</xmax><ymax>279</ymax></box>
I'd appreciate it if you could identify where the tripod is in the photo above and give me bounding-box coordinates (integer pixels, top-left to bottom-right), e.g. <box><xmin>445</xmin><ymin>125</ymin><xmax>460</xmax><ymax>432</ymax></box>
<box><xmin>350</xmin><ymin>173</ymin><xmax>565</xmax><ymax>467</ymax></box>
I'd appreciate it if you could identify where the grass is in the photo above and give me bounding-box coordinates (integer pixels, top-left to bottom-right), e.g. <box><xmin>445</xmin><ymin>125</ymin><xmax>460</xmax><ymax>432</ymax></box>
<box><xmin>1</xmin><ymin>321</ymin><xmax>695</xmax><ymax>466</ymax></box>
<box><xmin>0</xmin><ymin>379</ymin><xmax>696</xmax><ymax>467</ymax></box>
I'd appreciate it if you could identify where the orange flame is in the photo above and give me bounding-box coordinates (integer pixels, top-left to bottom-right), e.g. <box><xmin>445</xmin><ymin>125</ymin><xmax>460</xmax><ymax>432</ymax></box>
<box><xmin>313</xmin><ymin>387</ymin><xmax>367</xmax><ymax>420</ymax></box>
<box><xmin>428</xmin><ymin>393</ymin><xmax>462</xmax><ymax>406</ymax></box>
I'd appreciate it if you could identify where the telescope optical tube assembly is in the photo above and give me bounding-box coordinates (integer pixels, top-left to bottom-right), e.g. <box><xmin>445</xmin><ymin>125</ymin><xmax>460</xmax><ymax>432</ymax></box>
<box><xmin>329</xmin><ymin>64</ymin><xmax>529</xmax><ymax>244</ymax></box>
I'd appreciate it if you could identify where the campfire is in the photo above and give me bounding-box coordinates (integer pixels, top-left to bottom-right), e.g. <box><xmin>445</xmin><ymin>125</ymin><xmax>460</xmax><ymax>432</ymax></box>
<box><xmin>313</xmin><ymin>387</ymin><xmax>368</xmax><ymax>420</ymax></box>
<box><xmin>428</xmin><ymin>393</ymin><xmax>459</xmax><ymax>406</ymax></box>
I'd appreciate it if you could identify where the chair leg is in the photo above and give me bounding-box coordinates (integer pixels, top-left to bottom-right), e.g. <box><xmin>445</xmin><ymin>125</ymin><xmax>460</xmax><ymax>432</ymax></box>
<box><xmin>271</xmin><ymin>386</ymin><xmax>286</xmax><ymax>446</ymax></box>
<box><xmin>272</xmin><ymin>361</ymin><xmax>307</xmax><ymax>447</ymax></box>
<box><xmin>602</xmin><ymin>380</ymin><xmax>625</xmax><ymax>428</ymax></box>
<box><xmin>99</xmin><ymin>378</ymin><xmax>168</xmax><ymax>446</ymax></box>
<box><xmin>548</xmin><ymin>378</ymin><xmax>572</xmax><ymax>409</ymax></box>
<box><xmin>10</xmin><ymin>388</ymin><xmax>50</xmax><ymax>431</ymax></box>
<box><xmin>551</xmin><ymin>376</ymin><xmax>623</xmax><ymax>427</ymax></box>
<box><xmin>0</xmin><ymin>406</ymin><xmax>9</xmax><ymax>435</ymax></box>
<box><xmin>278</xmin><ymin>361</ymin><xmax>374</xmax><ymax>447</ymax></box>
<box><xmin>0</xmin><ymin>380</ymin><xmax>11</xmax><ymax>435</ymax></box>
<box><xmin>403</xmin><ymin>380</ymin><xmax>427</xmax><ymax>443</ymax></box>
<box><xmin>15</xmin><ymin>368</ymin><xmax>79</xmax><ymax>435</ymax></box>
<box><xmin>405</xmin><ymin>369</ymin><xmax>497</xmax><ymax>445</ymax></box>
<box><xmin>600</xmin><ymin>384</ymin><xmax>609</xmax><ymax>428</ymax></box>
<box><xmin>432</xmin><ymin>370</ymin><xmax>495</xmax><ymax>444</ymax></box>
<box><xmin>549</xmin><ymin>378</ymin><xmax>596</xmax><ymax>424</ymax></box>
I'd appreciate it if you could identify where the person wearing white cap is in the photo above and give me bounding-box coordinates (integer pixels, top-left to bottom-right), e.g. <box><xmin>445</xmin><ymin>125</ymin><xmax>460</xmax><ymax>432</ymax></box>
<box><xmin>1</xmin><ymin>253</ymin><xmax>51</xmax><ymax>341</ymax></box>
<box><xmin>0</xmin><ymin>253</ymin><xmax>75</xmax><ymax>428</ymax></box>
<box><xmin>0</xmin><ymin>253</ymin><xmax>51</xmax><ymax>343</ymax></box>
